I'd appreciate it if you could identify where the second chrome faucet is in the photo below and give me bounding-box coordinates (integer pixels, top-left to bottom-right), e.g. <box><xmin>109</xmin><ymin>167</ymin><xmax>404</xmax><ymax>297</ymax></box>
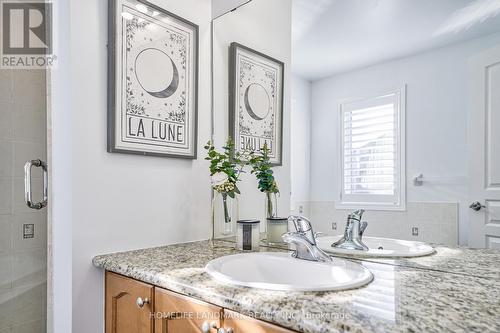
<box><xmin>282</xmin><ymin>210</ymin><xmax>369</xmax><ymax>262</ymax></box>
<box><xmin>331</xmin><ymin>209</ymin><xmax>369</xmax><ymax>251</ymax></box>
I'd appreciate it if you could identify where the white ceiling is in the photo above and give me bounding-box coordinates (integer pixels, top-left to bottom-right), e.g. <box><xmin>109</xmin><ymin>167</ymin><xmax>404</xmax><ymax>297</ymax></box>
<box><xmin>212</xmin><ymin>0</ymin><xmax>251</xmax><ymax>19</ymax></box>
<box><xmin>292</xmin><ymin>0</ymin><xmax>500</xmax><ymax>81</ymax></box>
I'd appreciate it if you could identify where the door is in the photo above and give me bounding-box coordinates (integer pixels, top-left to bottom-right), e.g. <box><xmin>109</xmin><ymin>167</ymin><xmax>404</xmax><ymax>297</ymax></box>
<box><xmin>105</xmin><ymin>272</ymin><xmax>154</xmax><ymax>333</ymax></box>
<box><xmin>0</xmin><ymin>68</ymin><xmax>48</xmax><ymax>332</ymax></box>
<box><xmin>468</xmin><ymin>45</ymin><xmax>500</xmax><ymax>248</ymax></box>
<box><xmin>154</xmin><ymin>287</ymin><xmax>222</xmax><ymax>333</ymax></box>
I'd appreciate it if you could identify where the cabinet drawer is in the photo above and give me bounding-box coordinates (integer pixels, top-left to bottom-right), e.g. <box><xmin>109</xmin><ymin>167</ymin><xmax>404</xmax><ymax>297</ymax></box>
<box><xmin>154</xmin><ymin>288</ymin><xmax>223</xmax><ymax>333</ymax></box>
<box><xmin>223</xmin><ymin>309</ymin><xmax>295</xmax><ymax>333</ymax></box>
<box><xmin>105</xmin><ymin>272</ymin><xmax>154</xmax><ymax>333</ymax></box>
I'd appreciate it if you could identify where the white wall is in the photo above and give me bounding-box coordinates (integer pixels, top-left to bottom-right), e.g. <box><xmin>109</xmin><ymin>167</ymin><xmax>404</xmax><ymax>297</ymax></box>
<box><xmin>212</xmin><ymin>0</ymin><xmax>292</xmax><ymax>225</ymax></box>
<box><xmin>48</xmin><ymin>0</ymin><xmax>292</xmax><ymax>332</ymax></box>
<box><xmin>49</xmin><ymin>0</ymin><xmax>72</xmax><ymax>331</ymax></box>
<box><xmin>291</xmin><ymin>76</ymin><xmax>311</xmax><ymax>208</ymax></box>
<box><xmin>69</xmin><ymin>0</ymin><xmax>212</xmax><ymax>332</ymax></box>
<box><xmin>310</xmin><ymin>32</ymin><xmax>500</xmax><ymax>246</ymax></box>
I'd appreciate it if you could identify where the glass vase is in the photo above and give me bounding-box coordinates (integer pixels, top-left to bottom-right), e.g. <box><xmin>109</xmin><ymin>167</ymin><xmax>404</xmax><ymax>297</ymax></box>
<box><xmin>265</xmin><ymin>192</ymin><xmax>278</xmax><ymax>218</ymax></box>
<box><xmin>262</xmin><ymin>192</ymin><xmax>278</xmax><ymax>241</ymax></box>
<box><xmin>212</xmin><ymin>191</ymin><xmax>238</xmax><ymax>240</ymax></box>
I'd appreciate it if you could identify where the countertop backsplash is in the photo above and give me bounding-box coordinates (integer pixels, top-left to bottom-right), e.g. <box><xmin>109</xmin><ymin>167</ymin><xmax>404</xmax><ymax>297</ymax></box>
<box><xmin>292</xmin><ymin>201</ymin><xmax>458</xmax><ymax>247</ymax></box>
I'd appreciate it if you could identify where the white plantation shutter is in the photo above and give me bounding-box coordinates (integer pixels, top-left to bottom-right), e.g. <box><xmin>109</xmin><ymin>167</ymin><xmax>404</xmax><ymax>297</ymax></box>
<box><xmin>339</xmin><ymin>89</ymin><xmax>405</xmax><ymax>210</ymax></box>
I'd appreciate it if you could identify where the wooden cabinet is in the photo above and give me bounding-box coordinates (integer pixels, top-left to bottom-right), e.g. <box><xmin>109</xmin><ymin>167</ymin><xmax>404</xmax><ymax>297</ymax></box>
<box><xmin>223</xmin><ymin>310</ymin><xmax>294</xmax><ymax>333</ymax></box>
<box><xmin>105</xmin><ymin>271</ymin><xmax>295</xmax><ymax>333</ymax></box>
<box><xmin>105</xmin><ymin>272</ymin><xmax>154</xmax><ymax>333</ymax></box>
<box><xmin>154</xmin><ymin>288</ymin><xmax>222</xmax><ymax>332</ymax></box>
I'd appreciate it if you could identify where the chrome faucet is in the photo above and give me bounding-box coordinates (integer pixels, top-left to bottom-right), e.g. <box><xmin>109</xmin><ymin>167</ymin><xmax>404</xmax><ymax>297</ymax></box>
<box><xmin>282</xmin><ymin>215</ymin><xmax>332</xmax><ymax>262</ymax></box>
<box><xmin>332</xmin><ymin>209</ymin><xmax>369</xmax><ymax>251</ymax></box>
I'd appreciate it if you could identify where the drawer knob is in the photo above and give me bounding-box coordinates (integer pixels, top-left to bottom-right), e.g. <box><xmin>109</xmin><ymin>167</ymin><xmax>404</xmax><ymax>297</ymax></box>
<box><xmin>218</xmin><ymin>329</ymin><xmax>234</xmax><ymax>333</ymax></box>
<box><xmin>201</xmin><ymin>321</ymin><xmax>211</xmax><ymax>333</ymax></box>
<box><xmin>201</xmin><ymin>321</ymin><xmax>233</xmax><ymax>333</ymax></box>
<box><xmin>136</xmin><ymin>297</ymin><xmax>150</xmax><ymax>308</ymax></box>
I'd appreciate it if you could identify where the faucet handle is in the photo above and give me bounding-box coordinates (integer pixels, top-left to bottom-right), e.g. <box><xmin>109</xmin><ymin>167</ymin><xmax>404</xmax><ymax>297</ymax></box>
<box><xmin>359</xmin><ymin>221</ymin><xmax>368</xmax><ymax>236</ymax></box>
<box><xmin>348</xmin><ymin>209</ymin><xmax>365</xmax><ymax>222</ymax></box>
<box><xmin>288</xmin><ymin>215</ymin><xmax>312</xmax><ymax>233</ymax></box>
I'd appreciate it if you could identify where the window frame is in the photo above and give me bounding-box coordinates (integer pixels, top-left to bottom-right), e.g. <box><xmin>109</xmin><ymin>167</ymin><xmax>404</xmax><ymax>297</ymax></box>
<box><xmin>336</xmin><ymin>86</ymin><xmax>406</xmax><ymax>211</ymax></box>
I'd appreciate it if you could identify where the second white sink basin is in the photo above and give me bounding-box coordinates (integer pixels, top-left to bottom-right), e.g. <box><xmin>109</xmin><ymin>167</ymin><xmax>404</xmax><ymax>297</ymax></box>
<box><xmin>205</xmin><ymin>252</ymin><xmax>373</xmax><ymax>291</ymax></box>
<box><xmin>317</xmin><ymin>236</ymin><xmax>435</xmax><ymax>258</ymax></box>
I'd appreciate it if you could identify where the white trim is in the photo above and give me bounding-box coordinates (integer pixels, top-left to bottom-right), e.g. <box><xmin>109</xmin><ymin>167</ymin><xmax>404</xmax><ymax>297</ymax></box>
<box><xmin>336</xmin><ymin>86</ymin><xmax>406</xmax><ymax>211</ymax></box>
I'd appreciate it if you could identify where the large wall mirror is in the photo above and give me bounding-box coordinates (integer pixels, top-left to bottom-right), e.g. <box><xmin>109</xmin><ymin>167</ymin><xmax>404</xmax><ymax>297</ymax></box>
<box><xmin>291</xmin><ymin>0</ymin><xmax>500</xmax><ymax>249</ymax></box>
<box><xmin>211</xmin><ymin>0</ymin><xmax>291</xmax><ymax>239</ymax></box>
<box><xmin>212</xmin><ymin>0</ymin><xmax>500</xmax><ymax>249</ymax></box>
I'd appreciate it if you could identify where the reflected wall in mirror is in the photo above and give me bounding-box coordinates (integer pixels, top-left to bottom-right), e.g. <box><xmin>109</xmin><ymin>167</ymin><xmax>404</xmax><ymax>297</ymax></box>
<box><xmin>212</xmin><ymin>0</ymin><xmax>291</xmax><ymax>239</ymax></box>
<box><xmin>291</xmin><ymin>0</ymin><xmax>500</xmax><ymax>248</ymax></box>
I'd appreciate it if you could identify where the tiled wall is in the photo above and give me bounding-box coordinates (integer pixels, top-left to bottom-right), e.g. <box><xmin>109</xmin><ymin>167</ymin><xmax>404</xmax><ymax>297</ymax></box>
<box><xmin>0</xmin><ymin>69</ymin><xmax>47</xmax><ymax>333</ymax></box>
<box><xmin>292</xmin><ymin>201</ymin><xmax>458</xmax><ymax>246</ymax></box>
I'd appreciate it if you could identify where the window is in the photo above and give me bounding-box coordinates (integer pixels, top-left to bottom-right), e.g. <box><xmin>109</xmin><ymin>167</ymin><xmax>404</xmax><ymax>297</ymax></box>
<box><xmin>338</xmin><ymin>88</ymin><xmax>405</xmax><ymax>210</ymax></box>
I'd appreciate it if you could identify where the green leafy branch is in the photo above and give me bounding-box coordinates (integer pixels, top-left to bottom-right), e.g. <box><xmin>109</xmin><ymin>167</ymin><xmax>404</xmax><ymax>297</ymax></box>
<box><xmin>249</xmin><ymin>143</ymin><xmax>279</xmax><ymax>194</ymax></box>
<box><xmin>204</xmin><ymin>138</ymin><xmax>246</xmax><ymax>198</ymax></box>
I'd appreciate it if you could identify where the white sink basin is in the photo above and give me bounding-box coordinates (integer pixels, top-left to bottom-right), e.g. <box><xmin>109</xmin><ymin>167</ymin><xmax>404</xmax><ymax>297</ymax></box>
<box><xmin>205</xmin><ymin>252</ymin><xmax>373</xmax><ymax>291</ymax></box>
<box><xmin>317</xmin><ymin>236</ymin><xmax>435</xmax><ymax>258</ymax></box>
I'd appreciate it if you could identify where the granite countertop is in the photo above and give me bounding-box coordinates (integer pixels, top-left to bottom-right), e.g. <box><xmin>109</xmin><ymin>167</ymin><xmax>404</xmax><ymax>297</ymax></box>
<box><xmin>306</xmin><ymin>237</ymin><xmax>500</xmax><ymax>280</ymax></box>
<box><xmin>261</xmin><ymin>239</ymin><xmax>500</xmax><ymax>280</ymax></box>
<box><xmin>93</xmin><ymin>240</ymin><xmax>500</xmax><ymax>333</ymax></box>
<box><xmin>349</xmin><ymin>245</ymin><xmax>500</xmax><ymax>280</ymax></box>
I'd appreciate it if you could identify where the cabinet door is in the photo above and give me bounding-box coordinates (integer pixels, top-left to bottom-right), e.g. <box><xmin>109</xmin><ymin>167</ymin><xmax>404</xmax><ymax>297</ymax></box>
<box><xmin>105</xmin><ymin>271</ymin><xmax>154</xmax><ymax>333</ymax></box>
<box><xmin>154</xmin><ymin>288</ymin><xmax>222</xmax><ymax>333</ymax></box>
<box><xmin>223</xmin><ymin>310</ymin><xmax>295</xmax><ymax>333</ymax></box>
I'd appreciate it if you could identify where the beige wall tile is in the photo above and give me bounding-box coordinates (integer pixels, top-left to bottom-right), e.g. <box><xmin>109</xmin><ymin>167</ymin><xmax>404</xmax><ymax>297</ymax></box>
<box><xmin>0</xmin><ymin>106</ymin><xmax>13</xmax><ymax>141</ymax></box>
<box><xmin>0</xmin><ymin>70</ymin><xmax>13</xmax><ymax>104</ymax></box>
<box><xmin>305</xmin><ymin>201</ymin><xmax>459</xmax><ymax>246</ymax></box>
<box><xmin>12</xmin><ymin>71</ymin><xmax>46</xmax><ymax>108</ymax></box>
<box><xmin>12</xmin><ymin>284</ymin><xmax>46</xmax><ymax>325</ymax></box>
<box><xmin>0</xmin><ymin>216</ymin><xmax>12</xmax><ymax>255</ymax></box>
<box><xmin>0</xmin><ymin>178</ymin><xmax>12</xmax><ymax>215</ymax></box>
<box><xmin>0</xmin><ymin>255</ymin><xmax>12</xmax><ymax>291</ymax></box>
<box><xmin>0</xmin><ymin>290</ymin><xmax>16</xmax><ymax>330</ymax></box>
<box><xmin>12</xmin><ymin>106</ymin><xmax>46</xmax><ymax>143</ymax></box>
<box><xmin>12</xmin><ymin>251</ymin><xmax>46</xmax><ymax>288</ymax></box>
<box><xmin>0</xmin><ymin>143</ymin><xmax>13</xmax><ymax>178</ymax></box>
<box><xmin>12</xmin><ymin>319</ymin><xmax>43</xmax><ymax>333</ymax></box>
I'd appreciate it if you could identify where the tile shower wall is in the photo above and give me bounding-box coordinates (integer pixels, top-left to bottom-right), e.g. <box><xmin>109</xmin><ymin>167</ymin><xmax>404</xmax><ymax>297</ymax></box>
<box><xmin>292</xmin><ymin>201</ymin><xmax>458</xmax><ymax>246</ymax></box>
<box><xmin>0</xmin><ymin>69</ymin><xmax>47</xmax><ymax>333</ymax></box>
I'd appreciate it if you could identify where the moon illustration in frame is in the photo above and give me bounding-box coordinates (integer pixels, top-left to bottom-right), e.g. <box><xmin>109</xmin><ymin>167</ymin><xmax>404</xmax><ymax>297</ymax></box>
<box><xmin>244</xmin><ymin>83</ymin><xmax>271</xmax><ymax>120</ymax></box>
<box><xmin>134</xmin><ymin>48</ymin><xmax>179</xmax><ymax>98</ymax></box>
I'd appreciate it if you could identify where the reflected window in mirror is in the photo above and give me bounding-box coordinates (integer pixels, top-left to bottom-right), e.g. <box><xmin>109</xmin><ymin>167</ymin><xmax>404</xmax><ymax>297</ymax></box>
<box><xmin>338</xmin><ymin>88</ymin><xmax>406</xmax><ymax>211</ymax></box>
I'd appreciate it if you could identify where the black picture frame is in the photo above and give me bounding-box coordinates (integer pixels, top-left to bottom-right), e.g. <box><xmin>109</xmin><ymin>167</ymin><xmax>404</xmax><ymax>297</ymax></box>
<box><xmin>108</xmin><ymin>0</ymin><xmax>199</xmax><ymax>159</ymax></box>
<box><xmin>229</xmin><ymin>42</ymin><xmax>284</xmax><ymax>166</ymax></box>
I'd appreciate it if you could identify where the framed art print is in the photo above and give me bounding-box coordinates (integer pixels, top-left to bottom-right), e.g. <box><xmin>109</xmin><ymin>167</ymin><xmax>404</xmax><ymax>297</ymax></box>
<box><xmin>108</xmin><ymin>0</ymin><xmax>198</xmax><ymax>158</ymax></box>
<box><xmin>229</xmin><ymin>42</ymin><xmax>284</xmax><ymax>165</ymax></box>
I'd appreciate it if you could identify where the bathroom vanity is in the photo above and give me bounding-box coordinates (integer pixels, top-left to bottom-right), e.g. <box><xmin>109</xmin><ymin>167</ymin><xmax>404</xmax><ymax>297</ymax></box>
<box><xmin>105</xmin><ymin>271</ymin><xmax>291</xmax><ymax>333</ymax></box>
<box><xmin>94</xmin><ymin>240</ymin><xmax>500</xmax><ymax>333</ymax></box>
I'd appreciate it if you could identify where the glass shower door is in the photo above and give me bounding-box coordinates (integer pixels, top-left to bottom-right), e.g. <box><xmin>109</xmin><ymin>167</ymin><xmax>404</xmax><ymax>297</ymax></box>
<box><xmin>0</xmin><ymin>69</ymin><xmax>48</xmax><ymax>332</ymax></box>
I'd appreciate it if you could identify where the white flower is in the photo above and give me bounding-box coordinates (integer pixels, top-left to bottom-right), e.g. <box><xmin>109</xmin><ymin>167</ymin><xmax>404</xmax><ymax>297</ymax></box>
<box><xmin>211</xmin><ymin>172</ymin><xmax>228</xmax><ymax>186</ymax></box>
<box><xmin>214</xmin><ymin>181</ymin><xmax>235</xmax><ymax>193</ymax></box>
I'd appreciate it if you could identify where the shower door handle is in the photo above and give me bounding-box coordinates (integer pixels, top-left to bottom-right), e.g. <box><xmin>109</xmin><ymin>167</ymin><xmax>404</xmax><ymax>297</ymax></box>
<box><xmin>24</xmin><ymin>159</ymin><xmax>48</xmax><ymax>210</ymax></box>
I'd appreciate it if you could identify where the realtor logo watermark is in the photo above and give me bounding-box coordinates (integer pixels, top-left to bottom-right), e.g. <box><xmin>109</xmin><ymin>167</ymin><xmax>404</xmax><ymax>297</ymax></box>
<box><xmin>1</xmin><ymin>1</ymin><xmax>56</xmax><ymax>68</ymax></box>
